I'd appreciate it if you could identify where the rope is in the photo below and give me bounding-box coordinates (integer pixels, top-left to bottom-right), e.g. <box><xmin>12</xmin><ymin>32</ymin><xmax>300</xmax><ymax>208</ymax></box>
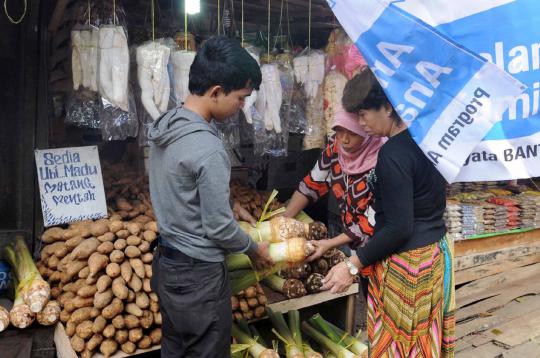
<box><xmin>286</xmin><ymin>0</ymin><xmax>292</xmax><ymax>49</ymax></box>
<box><xmin>151</xmin><ymin>0</ymin><xmax>155</xmax><ymax>42</ymax></box>
<box><xmin>308</xmin><ymin>0</ymin><xmax>311</xmax><ymax>56</ymax></box>
<box><xmin>217</xmin><ymin>0</ymin><xmax>220</xmax><ymax>35</ymax></box>
<box><xmin>273</xmin><ymin>0</ymin><xmax>284</xmax><ymax>50</ymax></box>
<box><xmin>87</xmin><ymin>0</ymin><xmax>91</xmax><ymax>25</ymax></box>
<box><xmin>241</xmin><ymin>0</ymin><xmax>244</xmax><ymax>46</ymax></box>
<box><xmin>4</xmin><ymin>0</ymin><xmax>26</xmax><ymax>24</ymax></box>
<box><xmin>184</xmin><ymin>11</ymin><xmax>188</xmax><ymax>50</ymax></box>
<box><xmin>113</xmin><ymin>0</ymin><xmax>117</xmax><ymax>25</ymax></box>
<box><xmin>267</xmin><ymin>0</ymin><xmax>270</xmax><ymax>57</ymax></box>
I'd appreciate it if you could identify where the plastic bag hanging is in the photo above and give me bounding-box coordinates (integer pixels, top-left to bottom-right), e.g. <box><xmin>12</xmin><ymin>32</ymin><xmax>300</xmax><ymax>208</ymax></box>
<box><xmin>136</xmin><ymin>41</ymin><xmax>171</xmax><ymax>120</ymax></box>
<box><xmin>170</xmin><ymin>50</ymin><xmax>196</xmax><ymax>106</ymax></box>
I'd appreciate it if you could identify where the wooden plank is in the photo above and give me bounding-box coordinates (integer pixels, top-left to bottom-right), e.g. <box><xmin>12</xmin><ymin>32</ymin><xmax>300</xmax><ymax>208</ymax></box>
<box><xmin>456</xmin><ymin>263</ymin><xmax>540</xmax><ymax>309</ymax></box>
<box><xmin>456</xmin><ymin>295</ymin><xmax>540</xmax><ymax>339</ymax></box>
<box><xmin>470</xmin><ymin>308</ymin><xmax>540</xmax><ymax>348</ymax></box>
<box><xmin>268</xmin><ymin>283</ymin><xmax>358</xmax><ymax>313</ymax></box>
<box><xmin>455</xmin><ymin>228</ymin><xmax>540</xmax><ymax>257</ymax></box>
<box><xmin>455</xmin><ymin>253</ymin><xmax>540</xmax><ymax>285</ymax></box>
<box><xmin>455</xmin><ymin>241</ymin><xmax>540</xmax><ymax>271</ymax></box>
<box><xmin>456</xmin><ymin>342</ymin><xmax>505</xmax><ymax>358</ymax></box>
<box><xmin>503</xmin><ymin>340</ymin><xmax>540</xmax><ymax>358</ymax></box>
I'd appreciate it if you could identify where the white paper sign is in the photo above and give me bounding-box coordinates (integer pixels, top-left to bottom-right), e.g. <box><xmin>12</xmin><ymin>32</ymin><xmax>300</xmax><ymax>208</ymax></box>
<box><xmin>35</xmin><ymin>146</ymin><xmax>107</xmax><ymax>227</ymax></box>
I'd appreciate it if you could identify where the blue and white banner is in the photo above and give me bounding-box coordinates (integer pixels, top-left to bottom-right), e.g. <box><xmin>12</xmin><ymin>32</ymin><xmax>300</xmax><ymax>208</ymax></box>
<box><xmin>329</xmin><ymin>0</ymin><xmax>528</xmax><ymax>183</ymax></box>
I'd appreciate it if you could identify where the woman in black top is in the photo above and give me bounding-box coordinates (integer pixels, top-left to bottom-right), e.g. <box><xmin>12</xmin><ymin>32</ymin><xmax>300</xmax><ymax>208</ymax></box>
<box><xmin>321</xmin><ymin>69</ymin><xmax>456</xmax><ymax>357</ymax></box>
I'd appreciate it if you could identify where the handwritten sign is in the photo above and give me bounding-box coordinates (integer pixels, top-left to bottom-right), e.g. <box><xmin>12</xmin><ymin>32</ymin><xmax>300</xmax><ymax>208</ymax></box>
<box><xmin>35</xmin><ymin>146</ymin><xmax>107</xmax><ymax>227</ymax></box>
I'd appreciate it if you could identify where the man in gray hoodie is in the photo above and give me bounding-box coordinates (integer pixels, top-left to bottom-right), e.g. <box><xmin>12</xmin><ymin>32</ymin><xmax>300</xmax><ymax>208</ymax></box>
<box><xmin>148</xmin><ymin>36</ymin><xmax>272</xmax><ymax>357</ymax></box>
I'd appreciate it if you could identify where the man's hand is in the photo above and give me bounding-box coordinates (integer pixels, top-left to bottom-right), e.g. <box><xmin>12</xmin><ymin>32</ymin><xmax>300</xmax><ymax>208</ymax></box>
<box><xmin>320</xmin><ymin>262</ymin><xmax>354</xmax><ymax>294</ymax></box>
<box><xmin>306</xmin><ymin>239</ymin><xmax>332</xmax><ymax>262</ymax></box>
<box><xmin>248</xmin><ymin>241</ymin><xmax>274</xmax><ymax>271</ymax></box>
<box><xmin>233</xmin><ymin>201</ymin><xmax>257</xmax><ymax>227</ymax></box>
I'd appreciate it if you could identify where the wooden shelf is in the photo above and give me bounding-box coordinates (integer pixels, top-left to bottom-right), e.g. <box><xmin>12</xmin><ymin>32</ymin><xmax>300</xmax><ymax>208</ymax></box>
<box><xmin>267</xmin><ymin>283</ymin><xmax>359</xmax><ymax>314</ymax></box>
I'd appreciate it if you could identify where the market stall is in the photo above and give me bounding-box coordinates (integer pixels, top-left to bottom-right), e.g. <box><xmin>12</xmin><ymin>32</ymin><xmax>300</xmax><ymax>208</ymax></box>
<box><xmin>2</xmin><ymin>0</ymin><xmax>540</xmax><ymax>357</ymax></box>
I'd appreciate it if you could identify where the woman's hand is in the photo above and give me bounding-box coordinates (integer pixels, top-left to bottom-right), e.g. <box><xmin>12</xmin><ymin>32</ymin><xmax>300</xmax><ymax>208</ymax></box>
<box><xmin>320</xmin><ymin>262</ymin><xmax>354</xmax><ymax>294</ymax></box>
<box><xmin>233</xmin><ymin>201</ymin><xmax>257</xmax><ymax>227</ymax></box>
<box><xmin>306</xmin><ymin>239</ymin><xmax>332</xmax><ymax>262</ymax></box>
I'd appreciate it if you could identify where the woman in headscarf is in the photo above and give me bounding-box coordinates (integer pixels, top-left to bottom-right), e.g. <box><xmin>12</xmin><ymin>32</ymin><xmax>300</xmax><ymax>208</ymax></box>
<box><xmin>283</xmin><ymin>109</ymin><xmax>385</xmax><ymax>295</ymax></box>
<box><xmin>321</xmin><ymin>69</ymin><xmax>455</xmax><ymax>358</ymax></box>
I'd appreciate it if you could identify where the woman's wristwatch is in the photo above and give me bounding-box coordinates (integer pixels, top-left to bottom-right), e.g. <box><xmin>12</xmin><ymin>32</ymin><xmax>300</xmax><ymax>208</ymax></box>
<box><xmin>344</xmin><ymin>257</ymin><xmax>359</xmax><ymax>275</ymax></box>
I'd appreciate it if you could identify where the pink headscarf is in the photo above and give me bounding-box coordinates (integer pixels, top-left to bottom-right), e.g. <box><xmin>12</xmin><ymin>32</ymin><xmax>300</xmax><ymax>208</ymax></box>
<box><xmin>332</xmin><ymin>110</ymin><xmax>386</xmax><ymax>175</ymax></box>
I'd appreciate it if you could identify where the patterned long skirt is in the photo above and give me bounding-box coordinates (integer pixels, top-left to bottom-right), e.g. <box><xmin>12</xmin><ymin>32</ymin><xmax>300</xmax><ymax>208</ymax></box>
<box><xmin>366</xmin><ymin>237</ymin><xmax>456</xmax><ymax>358</ymax></box>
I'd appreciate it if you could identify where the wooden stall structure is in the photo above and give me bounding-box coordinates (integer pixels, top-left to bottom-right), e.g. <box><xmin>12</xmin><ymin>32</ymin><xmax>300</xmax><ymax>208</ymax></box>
<box><xmin>454</xmin><ymin>229</ymin><xmax>540</xmax><ymax>357</ymax></box>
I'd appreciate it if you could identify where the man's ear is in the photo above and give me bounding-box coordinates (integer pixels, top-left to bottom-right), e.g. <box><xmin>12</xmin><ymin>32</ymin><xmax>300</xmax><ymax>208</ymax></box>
<box><xmin>208</xmin><ymin>85</ymin><xmax>223</xmax><ymax>100</ymax></box>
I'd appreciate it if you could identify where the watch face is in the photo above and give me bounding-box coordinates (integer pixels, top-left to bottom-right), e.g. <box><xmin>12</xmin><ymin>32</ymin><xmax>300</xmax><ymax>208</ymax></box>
<box><xmin>350</xmin><ymin>266</ymin><xmax>359</xmax><ymax>275</ymax></box>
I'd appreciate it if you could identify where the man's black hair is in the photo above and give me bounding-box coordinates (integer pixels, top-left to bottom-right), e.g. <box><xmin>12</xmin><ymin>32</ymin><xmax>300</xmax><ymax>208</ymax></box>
<box><xmin>188</xmin><ymin>36</ymin><xmax>262</xmax><ymax>96</ymax></box>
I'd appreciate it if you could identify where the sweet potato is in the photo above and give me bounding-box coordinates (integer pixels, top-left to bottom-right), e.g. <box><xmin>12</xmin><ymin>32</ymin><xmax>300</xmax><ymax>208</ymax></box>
<box><xmin>50</xmin><ymin>286</ymin><xmax>62</xmax><ymax>299</ymax></box>
<box><xmin>143</xmin><ymin>278</ymin><xmax>152</xmax><ymax>293</ymax></box>
<box><xmin>124</xmin><ymin>246</ymin><xmax>141</xmax><ymax>258</ymax></box>
<box><xmin>112</xmin><ymin>277</ymin><xmax>128</xmax><ymax>300</ymax></box>
<box><xmin>120</xmin><ymin>261</ymin><xmax>132</xmax><ymax>283</ymax></box>
<box><xmin>116</xmin><ymin>230</ymin><xmax>129</xmax><ymax>240</ymax></box>
<box><xmin>80</xmin><ymin>350</ymin><xmax>92</xmax><ymax>358</ymax></box>
<box><xmin>71</xmin><ymin>238</ymin><xmax>99</xmax><ymax>260</ymax></box>
<box><xmin>140</xmin><ymin>310</ymin><xmax>153</xmax><ymax>329</ymax></box>
<box><xmin>63</xmin><ymin>228</ymin><xmax>81</xmax><ymax>240</ymax></box>
<box><xmin>65</xmin><ymin>296</ymin><xmax>94</xmax><ymax>313</ymax></box>
<box><xmin>76</xmin><ymin>320</ymin><xmax>94</xmax><ymax>339</ymax></box>
<box><xmin>49</xmin><ymin>271</ymin><xmax>62</xmax><ymax>283</ymax></box>
<box><xmin>120</xmin><ymin>341</ymin><xmax>136</xmax><ymax>354</ymax></box>
<box><xmin>64</xmin><ymin>279</ymin><xmax>86</xmax><ymax>294</ymax></box>
<box><xmin>149</xmin><ymin>292</ymin><xmax>158</xmax><ymax>302</ymax></box>
<box><xmin>128</xmin><ymin>328</ymin><xmax>143</xmax><ymax>343</ymax></box>
<box><xmin>42</xmin><ymin>227</ymin><xmax>64</xmax><ymax>244</ymax></box>
<box><xmin>138</xmin><ymin>335</ymin><xmax>152</xmax><ymax>349</ymax></box>
<box><xmin>141</xmin><ymin>252</ymin><xmax>153</xmax><ymax>264</ymax></box>
<box><xmin>138</xmin><ymin>240</ymin><xmax>151</xmax><ymax>253</ymax></box>
<box><xmin>142</xmin><ymin>230</ymin><xmax>157</xmax><ymax>242</ymax></box>
<box><xmin>125</xmin><ymin>303</ymin><xmax>143</xmax><ymax>317</ymax></box>
<box><xmin>144</xmin><ymin>221</ymin><xmax>158</xmax><ymax>232</ymax></box>
<box><xmin>97</xmin><ymin>241</ymin><xmax>114</xmax><ymax>255</ymax></box>
<box><xmin>88</xmin><ymin>253</ymin><xmax>109</xmax><ymax>278</ymax></box>
<box><xmin>66</xmin><ymin>321</ymin><xmax>77</xmax><ymax>336</ymax></box>
<box><xmin>70</xmin><ymin>335</ymin><xmax>85</xmax><ymax>352</ymax></box>
<box><xmin>90</xmin><ymin>221</ymin><xmax>109</xmax><ymax>237</ymax></box>
<box><xmin>127</xmin><ymin>290</ymin><xmax>135</xmax><ymax>303</ymax></box>
<box><xmin>103</xmin><ymin>324</ymin><xmax>116</xmax><ymax>339</ymax></box>
<box><xmin>124</xmin><ymin>314</ymin><xmax>140</xmax><ymax>329</ymax></box>
<box><xmin>92</xmin><ymin>315</ymin><xmax>107</xmax><ymax>334</ymax></box>
<box><xmin>149</xmin><ymin>328</ymin><xmax>162</xmax><ymax>344</ymax></box>
<box><xmin>125</xmin><ymin>222</ymin><xmax>142</xmax><ymax>236</ymax></box>
<box><xmin>91</xmin><ymin>307</ymin><xmax>100</xmax><ymax>318</ymax></box>
<box><xmin>86</xmin><ymin>333</ymin><xmax>104</xmax><ymax>351</ymax></box>
<box><xmin>112</xmin><ymin>315</ymin><xmax>125</xmax><ymax>329</ymax></box>
<box><xmin>130</xmin><ymin>258</ymin><xmax>145</xmax><ymax>279</ymax></box>
<box><xmin>66</xmin><ymin>261</ymin><xmax>88</xmax><ymax>279</ymax></box>
<box><xmin>133</xmin><ymin>215</ymin><xmax>152</xmax><ymax>224</ymax></box>
<box><xmin>135</xmin><ymin>292</ymin><xmax>150</xmax><ymax>309</ymax></box>
<box><xmin>97</xmin><ymin>232</ymin><xmax>115</xmax><ymax>243</ymax></box>
<box><xmin>126</xmin><ymin>235</ymin><xmax>141</xmax><ymax>246</ymax></box>
<box><xmin>144</xmin><ymin>264</ymin><xmax>152</xmax><ymax>278</ymax></box>
<box><xmin>149</xmin><ymin>300</ymin><xmax>159</xmax><ymax>313</ymax></box>
<box><xmin>94</xmin><ymin>289</ymin><xmax>113</xmax><ymax>309</ymax></box>
<box><xmin>109</xmin><ymin>250</ymin><xmax>125</xmax><ymax>264</ymax></box>
<box><xmin>115</xmin><ymin>329</ymin><xmax>129</xmax><ymax>345</ymax></box>
<box><xmin>78</xmin><ymin>266</ymin><xmax>90</xmax><ymax>279</ymax></box>
<box><xmin>65</xmin><ymin>236</ymin><xmax>84</xmax><ymax>249</ymax></box>
<box><xmin>113</xmin><ymin>238</ymin><xmax>127</xmax><ymax>251</ymax></box>
<box><xmin>108</xmin><ymin>220</ymin><xmax>124</xmax><ymax>233</ymax></box>
<box><xmin>105</xmin><ymin>263</ymin><xmax>121</xmax><ymax>278</ymax></box>
<box><xmin>60</xmin><ymin>310</ymin><xmax>71</xmax><ymax>323</ymax></box>
<box><xmin>96</xmin><ymin>275</ymin><xmax>112</xmax><ymax>293</ymax></box>
<box><xmin>153</xmin><ymin>312</ymin><xmax>162</xmax><ymax>325</ymax></box>
<box><xmin>102</xmin><ymin>298</ymin><xmax>124</xmax><ymax>320</ymax></box>
<box><xmin>128</xmin><ymin>275</ymin><xmax>142</xmax><ymax>292</ymax></box>
<box><xmin>77</xmin><ymin>284</ymin><xmax>97</xmax><ymax>298</ymax></box>
<box><xmin>100</xmin><ymin>339</ymin><xmax>118</xmax><ymax>357</ymax></box>
<box><xmin>46</xmin><ymin>255</ymin><xmax>59</xmax><ymax>270</ymax></box>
